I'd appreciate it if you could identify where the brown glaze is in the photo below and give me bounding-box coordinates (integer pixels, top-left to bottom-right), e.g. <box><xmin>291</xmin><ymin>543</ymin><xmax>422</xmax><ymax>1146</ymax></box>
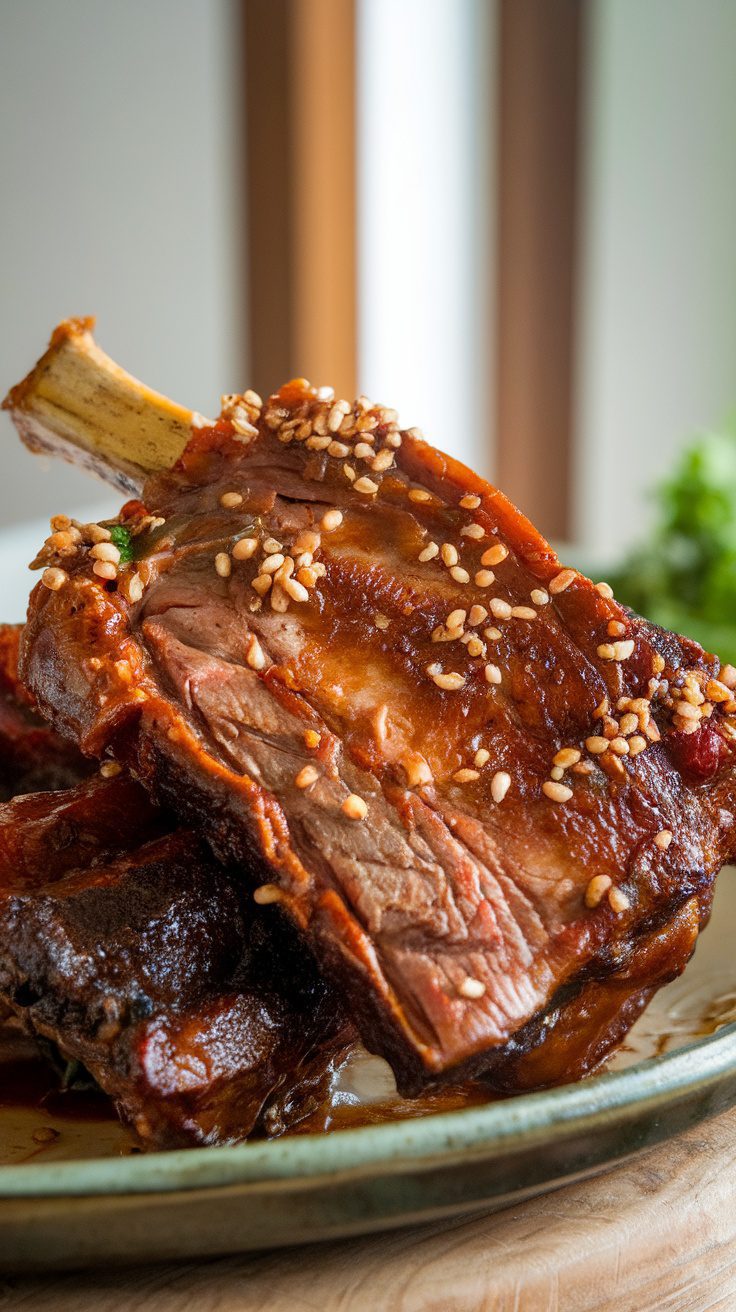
<box><xmin>19</xmin><ymin>383</ymin><xmax>736</xmax><ymax>1095</ymax></box>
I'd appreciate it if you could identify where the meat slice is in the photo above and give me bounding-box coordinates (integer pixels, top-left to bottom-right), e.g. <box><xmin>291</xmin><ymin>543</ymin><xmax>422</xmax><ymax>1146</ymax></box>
<box><xmin>10</xmin><ymin>331</ymin><xmax>736</xmax><ymax>1092</ymax></box>
<box><xmin>0</xmin><ymin>623</ymin><xmax>91</xmax><ymax>799</ymax></box>
<box><xmin>0</xmin><ymin>773</ymin><xmax>349</xmax><ymax>1147</ymax></box>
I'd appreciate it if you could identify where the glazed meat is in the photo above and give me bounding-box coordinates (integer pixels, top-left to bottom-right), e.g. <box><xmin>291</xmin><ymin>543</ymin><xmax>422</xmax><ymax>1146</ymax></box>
<box><xmin>0</xmin><ymin>773</ymin><xmax>350</xmax><ymax>1147</ymax></box>
<box><xmin>9</xmin><ymin>326</ymin><xmax>736</xmax><ymax>1093</ymax></box>
<box><xmin>0</xmin><ymin>623</ymin><xmax>91</xmax><ymax>799</ymax></box>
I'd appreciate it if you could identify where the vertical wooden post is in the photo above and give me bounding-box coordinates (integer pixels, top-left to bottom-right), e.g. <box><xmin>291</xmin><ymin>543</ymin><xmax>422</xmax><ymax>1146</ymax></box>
<box><xmin>495</xmin><ymin>0</ymin><xmax>583</xmax><ymax>539</ymax></box>
<box><xmin>243</xmin><ymin>0</ymin><xmax>357</xmax><ymax>400</ymax></box>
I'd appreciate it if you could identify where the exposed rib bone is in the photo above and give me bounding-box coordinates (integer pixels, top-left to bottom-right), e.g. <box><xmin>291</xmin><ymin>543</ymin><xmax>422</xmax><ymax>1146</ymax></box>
<box><xmin>2</xmin><ymin>317</ymin><xmax>199</xmax><ymax>493</ymax></box>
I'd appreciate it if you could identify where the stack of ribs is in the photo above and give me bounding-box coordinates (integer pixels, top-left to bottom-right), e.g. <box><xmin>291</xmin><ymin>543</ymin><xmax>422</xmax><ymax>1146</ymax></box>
<box><xmin>2</xmin><ymin>318</ymin><xmax>736</xmax><ymax>1147</ymax></box>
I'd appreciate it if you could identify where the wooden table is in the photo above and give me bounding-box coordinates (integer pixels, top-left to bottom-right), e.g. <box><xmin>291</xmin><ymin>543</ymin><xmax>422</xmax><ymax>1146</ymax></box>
<box><xmin>2</xmin><ymin>1106</ymin><xmax>735</xmax><ymax>1311</ymax></box>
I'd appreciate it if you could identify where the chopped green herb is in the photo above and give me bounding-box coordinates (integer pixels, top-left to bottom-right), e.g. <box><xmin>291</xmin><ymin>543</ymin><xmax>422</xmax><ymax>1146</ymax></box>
<box><xmin>109</xmin><ymin>523</ymin><xmax>134</xmax><ymax>564</ymax></box>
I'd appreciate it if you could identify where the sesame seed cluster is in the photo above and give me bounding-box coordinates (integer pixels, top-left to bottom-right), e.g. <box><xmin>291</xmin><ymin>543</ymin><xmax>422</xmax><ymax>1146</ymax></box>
<box><xmin>261</xmin><ymin>385</ymin><xmax>406</xmax><ymax>495</ymax></box>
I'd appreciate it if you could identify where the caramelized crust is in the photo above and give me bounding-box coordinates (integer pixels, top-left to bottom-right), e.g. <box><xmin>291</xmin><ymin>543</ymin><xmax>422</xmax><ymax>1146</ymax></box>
<box><xmin>18</xmin><ymin>381</ymin><xmax>736</xmax><ymax>1092</ymax></box>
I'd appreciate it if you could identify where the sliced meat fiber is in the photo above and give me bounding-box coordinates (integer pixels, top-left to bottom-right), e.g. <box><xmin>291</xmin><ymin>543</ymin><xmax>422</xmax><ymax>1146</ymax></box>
<box><xmin>19</xmin><ymin>382</ymin><xmax>736</xmax><ymax>1092</ymax></box>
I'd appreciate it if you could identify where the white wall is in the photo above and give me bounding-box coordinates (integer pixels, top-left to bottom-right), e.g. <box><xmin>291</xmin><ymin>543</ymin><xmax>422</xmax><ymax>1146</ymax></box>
<box><xmin>0</xmin><ymin>0</ymin><xmax>240</xmax><ymax>529</ymax></box>
<box><xmin>357</xmin><ymin>0</ymin><xmax>495</xmax><ymax>478</ymax></box>
<box><xmin>575</xmin><ymin>0</ymin><xmax>736</xmax><ymax>561</ymax></box>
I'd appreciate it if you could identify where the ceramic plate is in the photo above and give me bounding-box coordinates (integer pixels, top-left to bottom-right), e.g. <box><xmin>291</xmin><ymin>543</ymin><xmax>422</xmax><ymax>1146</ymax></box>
<box><xmin>1</xmin><ymin>521</ymin><xmax>736</xmax><ymax>1271</ymax></box>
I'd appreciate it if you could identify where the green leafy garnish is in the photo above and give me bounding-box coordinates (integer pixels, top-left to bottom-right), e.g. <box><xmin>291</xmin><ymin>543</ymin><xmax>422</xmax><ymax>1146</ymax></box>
<box><xmin>109</xmin><ymin>523</ymin><xmax>134</xmax><ymax>564</ymax></box>
<box><xmin>603</xmin><ymin>419</ymin><xmax>736</xmax><ymax>662</ymax></box>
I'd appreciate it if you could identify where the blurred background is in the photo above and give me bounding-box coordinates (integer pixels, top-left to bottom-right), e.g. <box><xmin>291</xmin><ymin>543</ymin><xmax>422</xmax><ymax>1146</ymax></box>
<box><xmin>2</xmin><ymin>0</ymin><xmax>736</xmax><ymax>641</ymax></box>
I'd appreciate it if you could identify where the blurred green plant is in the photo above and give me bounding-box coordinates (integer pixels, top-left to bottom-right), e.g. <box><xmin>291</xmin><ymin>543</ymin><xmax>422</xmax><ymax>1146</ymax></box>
<box><xmin>605</xmin><ymin>420</ymin><xmax>736</xmax><ymax>663</ymax></box>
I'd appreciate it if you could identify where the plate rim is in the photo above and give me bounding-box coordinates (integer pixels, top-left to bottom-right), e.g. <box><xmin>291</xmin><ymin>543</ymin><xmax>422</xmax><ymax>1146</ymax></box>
<box><xmin>2</xmin><ymin>1020</ymin><xmax>735</xmax><ymax>1199</ymax></box>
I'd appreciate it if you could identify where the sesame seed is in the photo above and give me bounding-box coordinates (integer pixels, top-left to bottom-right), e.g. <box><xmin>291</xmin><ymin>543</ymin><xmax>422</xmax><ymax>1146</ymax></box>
<box><xmin>125</xmin><ymin>573</ymin><xmax>144</xmax><ymax>603</ymax></box>
<box><xmin>468</xmin><ymin>605</ymin><xmax>488</xmax><ymax>626</ymax></box>
<box><xmin>585</xmin><ymin>874</ymin><xmax>612</xmax><ymax>908</ymax></box>
<box><xmin>450</xmin><ymin>565</ymin><xmax>470</xmax><ymax>584</ymax></box>
<box><xmin>321</xmin><ymin>509</ymin><xmax>343</xmax><ymax>533</ymax></box>
<box><xmin>261</xmin><ymin>553</ymin><xmax>285</xmax><ymax>574</ymax></box>
<box><xmin>297</xmin><ymin>567</ymin><xmax>318</xmax><ymax>588</ymax></box>
<box><xmin>549</xmin><ymin>569</ymin><xmax>576</xmax><ymax>594</ymax></box>
<box><xmin>83</xmin><ymin>523</ymin><xmax>112</xmax><ymax>544</ymax></box>
<box><xmin>608</xmin><ymin>887</ymin><xmax>630</xmax><ymax>913</ymax></box>
<box><xmin>233</xmin><ymin>537</ymin><xmax>258</xmax><ymax>561</ymax></box>
<box><xmin>284</xmin><ymin>576</ymin><xmax>309</xmax><ymax>603</ymax></box>
<box><xmin>246</xmin><ymin>636</ymin><xmax>266</xmax><ymax>670</ymax></box>
<box><xmin>90</xmin><ymin>541</ymin><xmax>121</xmax><ymax>564</ymax></box>
<box><xmin>459</xmin><ymin>494</ymin><xmax>481</xmax><ymax>510</ymax></box>
<box><xmin>440</xmin><ymin>543</ymin><xmax>458</xmax><ymax>567</ymax></box>
<box><xmin>296</xmin><ymin>764</ymin><xmax>319</xmax><ymax>788</ymax></box>
<box><xmin>628</xmin><ymin>735</ymin><xmax>647</xmax><ymax>755</ymax></box>
<box><xmin>706</xmin><ymin>678</ymin><xmax>731</xmax><ymax>702</ymax></box>
<box><xmin>220</xmin><ymin>491</ymin><xmax>243</xmax><ymax>509</ymax></box>
<box><xmin>489</xmin><ymin>598</ymin><xmax>512</xmax><ymax>619</ymax></box>
<box><xmin>357</xmin><ymin>413</ymin><xmax>378</xmax><ymax>432</ymax></box>
<box><xmin>375</xmin><ymin>613</ymin><xmax>390</xmax><ymax>630</ymax></box>
<box><xmin>491</xmin><ymin>771</ymin><xmax>511</xmax><ymax>803</ymax></box>
<box><xmin>327</xmin><ymin>440</ymin><xmax>350</xmax><ymax>459</ymax></box>
<box><xmin>652</xmin><ymin>653</ymin><xmax>666</xmax><ymax>674</ymax></box>
<box><xmin>41</xmin><ymin>566</ymin><xmax>68</xmax><ymax>591</ymax></box>
<box><xmin>652</xmin><ymin>829</ymin><xmax>674</xmax><ymax>854</ymax></box>
<box><xmin>372</xmin><ymin>449</ymin><xmax>395</xmax><ymax>472</ymax></box>
<box><xmin>418</xmin><ymin>542</ymin><xmax>439</xmax><ymax>562</ymax></box>
<box><xmin>92</xmin><ymin>560</ymin><xmax>118</xmax><ymax>581</ymax></box>
<box><xmin>474</xmin><ymin>748</ymin><xmax>490</xmax><ymax>768</ymax></box>
<box><xmin>484</xmin><ymin>627</ymin><xmax>502</xmax><ymax>641</ymax></box>
<box><xmin>99</xmin><ymin>760</ymin><xmax>122</xmax><ymax>778</ymax></box>
<box><xmin>304</xmin><ymin>729</ymin><xmax>321</xmax><ymax>749</ymax></box>
<box><xmin>466</xmin><ymin>637</ymin><xmax>485</xmax><ymax>657</ymax></box>
<box><xmin>474</xmin><ymin>570</ymin><xmax>495</xmax><ymax>588</ymax></box>
<box><xmin>542</xmin><ymin>781</ymin><xmax>573</xmax><ymax>802</ymax></box>
<box><xmin>251</xmin><ymin>574</ymin><xmax>272</xmax><ymax>596</ymax></box>
<box><xmin>354</xmin><ymin>476</ymin><xmax>379</xmax><ymax>495</ymax></box>
<box><xmin>720</xmin><ymin>664</ymin><xmax>736</xmax><ymax>690</ymax></box>
<box><xmin>597</xmin><ymin>639</ymin><xmax>635</xmax><ymax>661</ymax></box>
<box><xmin>550</xmin><ymin>767</ymin><xmax>564</xmax><ymax>781</ymax></box>
<box><xmin>619</xmin><ymin>712</ymin><xmax>639</xmax><ymax>737</ymax></box>
<box><xmin>553</xmin><ymin>748</ymin><xmax>581</xmax><ymax>768</ymax></box>
<box><xmin>354</xmin><ymin>442</ymin><xmax>374</xmax><ymax>461</ymax></box>
<box><xmin>595</xmin><ymin>581</ymin><xmax>614</xmax><ymax>599</ymax></box>
<box><xmin>312</xmin><ymin>562</ymin><xmax>327</xmax><ymax>578</ymax></box>
<box><xmin>511</xmin><ymin>606</ymin><xmax>537</xmax><ymax>620</ymax></box>
<box><xmin>573</xmin><ymin>761</ymin><xmax>595</xmax><ymax>775</ymax></box>
<box><xmin>342</xmin><ymin>793</ymin><xmax>368</xmax><ymax>820</ymax></box>
<box><xmin>385</xmin><ymin>432</ymin><xmax>402</xmax><ymax>449</ymax></box>
<box><xmin>343</xmin><ymin>464</ymin><xmax>356</xmax><ymax>481</ymax></box>
<box><xmin>609</xmin><ymin>737</ymin><xmax>630</xmax><ymax>756</ymax></box>
<box><xmin>585</xmin><ymin>736</ymin><xmax>609</xmax><ymax>754</ymax></box>
<box><xmin>461</xmin><ymin>523</ymin><xmax>485</xmax><ymax>540</ymax></box>
<box><xmin>453</xmin><ymin>768</ymin><xmax>480</xmax><ymax>783</ymax></box>
<box><xmin>447</xmin><ymin>608</ymin><xmax>467</xmax><ymax>629</ymax></box>
<box><xmin>429</xmin><ymin>668</ymin><xmax>466</xmax><ymax>691</ymax></box>
<box><xmin>481</xmin><ymin>544</ymin><xmax>508</xmax><ymax>567</ymax></box>
<box><xmin>409</xmin><ymin>488</ymin><xmax>431</xmax><ymax>503</ymax></box>
<box><xmin>328</xmin><ymin>402</ymin><xmax>349</xmax><ymax>432</ymax></box>
<box><xmin>607</xmin><ymin>620</ymin><xmax>626</xmax><ymax>638</ymax></box>
<box><xmin>253</xmin><ymin>884</ymin><xmax>282</xmax><ymax>905</ymax></box>
<box><xmin>484</xmin><ymin>663</ymin><xmax>502</xmax><ymax>685</ymax></box>
<box><xmin>214</xmin><ymin>552</ymin><xmax>232</xmax><ymax>578</ymax></box>
<box><xmin>459</xmin><ymin>977</ymin><xmax>486</xmax><ymax>999</ymax></box>
<box><xmin>531</xmin><ymin>589</ymin><xmax>549</xmax><ymax>606</ymax></box>
<box><xmin>262</xmin><ymin>537</ymin><xmax>282</xmax><ymax>553</ymax></box>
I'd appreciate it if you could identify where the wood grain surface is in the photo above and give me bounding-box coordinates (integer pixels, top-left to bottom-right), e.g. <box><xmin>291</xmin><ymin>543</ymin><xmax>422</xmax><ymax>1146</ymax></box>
<box><xmin>2</xmin><ymin>1106</ymin><xmax>735</xmax><ymax>1311</ymax></box>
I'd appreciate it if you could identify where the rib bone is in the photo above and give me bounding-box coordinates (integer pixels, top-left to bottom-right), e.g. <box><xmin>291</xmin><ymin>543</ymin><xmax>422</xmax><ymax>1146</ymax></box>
<box><xmin>2</xmin><ymin>317</ymin><xmax>198</xmax><ymax>492</ymax></box>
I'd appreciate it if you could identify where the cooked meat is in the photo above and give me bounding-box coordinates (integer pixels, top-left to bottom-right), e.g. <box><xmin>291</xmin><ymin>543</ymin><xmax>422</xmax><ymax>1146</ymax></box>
<box><xmin>0</xmin><ymin>773</ymin><xmax>350</xmax><ymax>1146</ymax></box>
<box><xmin>10</xmin><ymin>333</ymin><xmax>736</xmax><ymax>1093</ymax></box>
<box><xmin>0</xmin><ymin>623</ymin><xmax>91</xmax><ymax>799</ymax></box>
